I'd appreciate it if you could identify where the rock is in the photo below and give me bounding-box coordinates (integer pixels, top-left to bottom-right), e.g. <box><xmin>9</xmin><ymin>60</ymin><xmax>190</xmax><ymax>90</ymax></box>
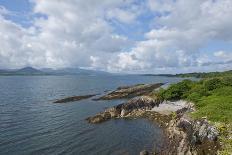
<box><xmin>198</xmin><ymin>123</ymin><xmax>208</xmax><ymax>141</ymax></box>
<box><xmin>86</xmin><ymin>113</ymin><xmax>112</xmax><ymax>124</ymax></box>
<box><xmin>54</xmin><ymin>94</ymin><xmax>97</xmax><ymax>103</ymax></box>
<box><xmin>207</xmin><ymin>126</ymin><xmax>219</xmax><ymax>141</ymax></box>
<box><xmin>192</xmin><ymin>120</ymin><xmax>219</xmax><ymax>143</ymax></box>
<box><xmin>120</xmin><ymin>109</ymin><xmax>128</xmax><ymax>117</ymax></box>
<box><xmin>94</xmin><ymin>83</ymin><xmax>163</xmax><ymax>100</ymax></box>
<box><xmin>164</xmin><ymin>115</ymin><xmax>220</xmax><ymax>154</ymax></box>
<box><xmin>87</xmin><ymin>96</ymin><xmax>161</xmax><ymax>123</ymax></box>
<box><xmin>177</xmin><ymin>117</ymin><xmax>193</xmax><ymax>134</ymax></box>
<box><xmin>86</xmin><ymin>115</ymin><xmax>105</xmax><ymax>123</ymax></box>
<box><xmin>107</xmin><ymin>107</ymin><xmax>119</xmax><ymax>118</ymax></box>
<box><xmin>125</xmin><ymin>96</ymin><xmax>160</xmax><ymax>109</ymax></box>
<box><xmin>140</xmin><ymin>150</ymin><xmax>149</xmax><ymax>155</ymax></box>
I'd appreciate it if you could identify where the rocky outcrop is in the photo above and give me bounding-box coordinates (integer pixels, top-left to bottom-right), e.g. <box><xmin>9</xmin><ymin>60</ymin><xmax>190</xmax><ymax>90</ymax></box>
<box><xmin>87</xmin><ymin>93</ymin><xmax>220</xmax><ymax>154</ymax></box>
<box><xmin>54</xmin><ymin>94</ymin><xmax>97</xmax><ymax>103</ymax></box>
<box><xmin>86</xmin><ymin>96</ymin><xmax>162</xmax><ymax>123</ymax></box>
<box><xmin>140</xmin><ymin>150</ymin><xmax>149</xmax><ymax>155</ymax></box>
<box><xmin>162</xmin><ymin>114</ymin><xmax>220</xmax><ymax>155</ymax></box>
<box><xmin>94</xmin><ymin>83</ymin><xmax>163</xmax><ymax>100</ymax></box>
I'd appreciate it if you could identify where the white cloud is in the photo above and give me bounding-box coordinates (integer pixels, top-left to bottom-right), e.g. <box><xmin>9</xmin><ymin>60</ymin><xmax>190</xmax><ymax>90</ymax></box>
<box><xmin>109</xmin><ymin>0</ymin><xmax>232</xmax><ymax>73</ymax></box>
<box><xmin>214</xmin><ymin>51</ymin><xmax>232</xmax><ymax>60</ymax></box>
<box><xmin>106</xmin><ymin>3</ymin><xmax>143</xmax><ymax>24</ymax></box>
<box><xmin>0</xmin><ymin>0</ymin><xmax>231</xmax><ymax>73</ymax></box>
<box><xmin>0</xmin><ymin>0</ymin><xmax>133</xmax><ymax>69</ymax></box>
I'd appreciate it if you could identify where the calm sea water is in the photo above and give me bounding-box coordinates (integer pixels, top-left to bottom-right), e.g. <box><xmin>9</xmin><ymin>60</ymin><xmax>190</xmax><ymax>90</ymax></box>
<box><xmin>0</xmin><ymin>75</ymin><xmax>185</xmax><ymax>155</ymax></box>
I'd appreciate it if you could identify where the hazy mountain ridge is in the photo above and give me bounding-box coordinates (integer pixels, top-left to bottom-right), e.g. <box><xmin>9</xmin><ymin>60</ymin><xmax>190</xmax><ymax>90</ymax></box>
<box><xmin>0</xmin><ymin>67</ymin><xmax>110</xmax><ymax>76</ymax></box>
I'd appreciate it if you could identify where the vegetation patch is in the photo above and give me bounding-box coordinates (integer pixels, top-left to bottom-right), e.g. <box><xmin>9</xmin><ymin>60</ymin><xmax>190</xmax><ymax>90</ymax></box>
<box><xmin>153</xmin><ymin>71</ymin><xmax>232</xmax><ymax>154</ymax></box>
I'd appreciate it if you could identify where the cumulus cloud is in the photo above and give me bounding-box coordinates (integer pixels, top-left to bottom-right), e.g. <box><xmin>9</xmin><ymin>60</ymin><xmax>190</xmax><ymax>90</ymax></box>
<box><xmin>0</xmin><ymin>0</ymin><xmax>231</xmax><ymax>73</ymax></box>
<box><xmin>110</xmin><ymin>0</ymin><xmax>232</xmax><ymax>73</ymax></box>
<box><xmin>214</xmin><ymin>51</ymin><xmax>232</xmax><ymax>61</ymax></box>
<box><xmin>0</xmin><ymin>0</ymin><xmax>134</xmax><ymax>69</ymax></box>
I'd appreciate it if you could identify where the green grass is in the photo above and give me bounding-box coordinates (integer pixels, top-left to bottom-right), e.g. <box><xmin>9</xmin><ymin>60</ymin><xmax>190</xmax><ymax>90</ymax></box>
<box><xmin>191</xmin><ymin>94</ymin><xmax>232</xmax><ymax>122</ymax></box>
<box><xmin>156</xmin><ymin>78</ymin><xmax>232</xmax><ymax>123</ymax></box>
<box><xmin>155</xmin><ymin>76</ymin><xmax>232</xmax><ymax>153</ymax></box>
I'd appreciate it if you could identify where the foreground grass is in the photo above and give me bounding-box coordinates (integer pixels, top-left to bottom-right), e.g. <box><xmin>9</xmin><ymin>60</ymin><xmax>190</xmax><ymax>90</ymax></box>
<box><xmin>191</xmin><ymin>87</ymin><xmax>232</xmax><ymax>122</ymax></box>
<box><xmin>154</xmin><ymin>76</ymin><xmax>232</xmax><ymax>154</ymax></box>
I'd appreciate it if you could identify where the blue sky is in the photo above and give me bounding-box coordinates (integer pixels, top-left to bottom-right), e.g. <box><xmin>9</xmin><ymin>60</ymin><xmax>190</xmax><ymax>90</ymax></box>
<box><xmin>0</xmin><ymin>0</ymin><xmax>231</xmax><ymax>73</ymax></box>
<box><xmin>0</xmin><ymin>0</ymin><xmax>33</xmax><ymax>26</ymax></box>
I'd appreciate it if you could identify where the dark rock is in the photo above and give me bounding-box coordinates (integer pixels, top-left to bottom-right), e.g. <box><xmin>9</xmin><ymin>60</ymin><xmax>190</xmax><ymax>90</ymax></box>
<box><xmin>54</xmin><ymin>94</ymin><xmax>97</xmax><ymax>103</ymax></box>
<box><xmin>94</xmin><ymin>83</ymin><xmax>163</xmax><ymax>100</ymax></box>
<box><xmin>87</xmin><ymin>96</ymin><xmax>161</xmax><ymax>123</ymax></box>
<box><xmin>140</xmin><ymin>150</ymin><xmax>149</xmax><ymax>155</ymax></box>
<box><xmin>86</xmin><ymin>114</ymin><xmax>106</xmax><ymax>123</ymax></box>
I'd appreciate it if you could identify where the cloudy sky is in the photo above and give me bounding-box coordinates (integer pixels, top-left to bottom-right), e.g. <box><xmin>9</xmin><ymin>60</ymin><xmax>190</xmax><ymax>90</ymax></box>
<box><xmin>0</xmin><ymin>0</ymin><xmax>231</xmax><ymax>73</ymax></box>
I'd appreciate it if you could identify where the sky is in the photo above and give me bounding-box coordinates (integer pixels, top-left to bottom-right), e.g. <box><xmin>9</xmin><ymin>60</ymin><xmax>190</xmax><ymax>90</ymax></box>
<box><xmin>0</xmin><ymin>0</ymin><xmax>231</xmax><ymax>74</ymax></box>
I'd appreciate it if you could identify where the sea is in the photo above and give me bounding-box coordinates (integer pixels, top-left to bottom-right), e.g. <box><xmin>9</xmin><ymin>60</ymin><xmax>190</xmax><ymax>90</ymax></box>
<box><xmin>0</xmin><ymin>74</ymin><xmax>186</xmax><ymax>155</ymax></box>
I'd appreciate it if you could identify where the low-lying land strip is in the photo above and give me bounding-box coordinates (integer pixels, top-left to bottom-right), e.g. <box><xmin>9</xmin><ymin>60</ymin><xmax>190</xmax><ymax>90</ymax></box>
<box><xmin>54</xmin><ymin>94</ymin><xmax>98</xmax><ymax>103</ymax></box>
<box><xmin>94</xmin><ymin>83</ymin><xmax>163</xmax><ymax>100</ymax></box>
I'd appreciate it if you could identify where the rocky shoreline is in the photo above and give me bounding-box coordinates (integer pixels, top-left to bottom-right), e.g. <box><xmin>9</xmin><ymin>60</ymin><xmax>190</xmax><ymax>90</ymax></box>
<box><xmin>54</xmin><ymin>82</ymin><xmax>221</xmax><ymax>154</ymax></box>
<box><xmin>87</xmin><ymin>95</ymin><xmax>220</xmax><ymax>154</ymax></box>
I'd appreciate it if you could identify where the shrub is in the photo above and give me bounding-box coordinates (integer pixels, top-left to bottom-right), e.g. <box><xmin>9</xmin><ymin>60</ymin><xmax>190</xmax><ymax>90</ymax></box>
<box><xmin>161</xmin><ymin>80</ymin><xmax>193</xmax><ymax>100</ymax></box>
<box><xmin>204</xmin><ymin>78</ymin><xmax>223</xmax><ymax>91</ymax></box>
<box><xmin>221</xmin><ymin>77</ymin><xmax>232</xmax><ymax>86</ymax></box>
<box><xmin>187</xmin><ymin>92</ymin><xmax>202</xmax><ymax>103</ymax></box>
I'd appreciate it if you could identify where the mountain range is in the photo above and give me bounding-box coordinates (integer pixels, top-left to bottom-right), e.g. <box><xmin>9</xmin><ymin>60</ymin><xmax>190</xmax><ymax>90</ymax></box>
<box><xmin>0</xmin><ymin>67</ymin><xmax>110</xmax><ymax>76</ymax></box>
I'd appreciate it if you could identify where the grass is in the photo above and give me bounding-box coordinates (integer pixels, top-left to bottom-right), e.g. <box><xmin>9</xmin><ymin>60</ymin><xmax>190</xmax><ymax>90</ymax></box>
<box><xmin>156</xmin><ymin>78</ymin><xmax>232</xmax><ymax>123</ymax></box>
<box><xmin>154</xmin><ymin>75</ymin><xmax>232</xmax><ymax>153</ymax></box>
<box><xmin>191</xmin><ymin>94</ymin><xmax>232</xmax><ymax>122</ymax></box>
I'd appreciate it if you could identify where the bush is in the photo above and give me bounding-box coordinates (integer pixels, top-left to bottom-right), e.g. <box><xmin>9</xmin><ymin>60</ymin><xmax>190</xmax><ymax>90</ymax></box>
<box><xmin>187</xmin><ymin>92</ymin><xmax>203</xmax><ymax>103</ymax></box>
<box><xmin>204</xmin><ymin>78</ymin><xmax>223</xmax><ymax>91</ymax></box>
<box><xmin>161</xmin><ymin>80</ymin><xmax>193</xmax><ymax>100</ymax></box>
<box><xmin>221</xmin><ymin>77</ymin><xmax>232</xmax><ymax>86</ymax></box>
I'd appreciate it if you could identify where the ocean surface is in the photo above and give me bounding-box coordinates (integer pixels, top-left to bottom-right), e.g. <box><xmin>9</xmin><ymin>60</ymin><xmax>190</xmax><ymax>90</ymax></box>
<box><xmin>0</xmin><ymin>75</ymin><xmax>185</xmax><ymax>155</ymax></box>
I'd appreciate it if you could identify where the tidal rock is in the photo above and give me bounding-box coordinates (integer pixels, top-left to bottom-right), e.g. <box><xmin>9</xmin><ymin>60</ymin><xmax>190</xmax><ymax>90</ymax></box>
<box><xmin>140</xmin><ymin>150</ymin><xmax>149</xmax><ymax>155</ymax></box>
<box><xmin>86</xmin><ymin>113</ymin><xmax>110</xmax><ymax>123</ymax></box>
<box><xmin>87</xmin><ymin>96</ymin><xmax>161</xmax><ymax>123</ymax></box>
<box><xmin>54</xmin><ymin>94</ymin><xmax>97</xmax><ymax>103</ymax></box>
<box><xmin>94</xmin><ymin>83</ymin><xmax>163</xmax><ymax>100</ymax></box>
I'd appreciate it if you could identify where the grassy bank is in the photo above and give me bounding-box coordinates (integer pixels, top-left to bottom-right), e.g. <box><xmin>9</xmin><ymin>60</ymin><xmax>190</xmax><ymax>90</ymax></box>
<box><xmin>157</xmin><ymin>77</ymin><xmax>232</xmax><ymax>122</ymax></box>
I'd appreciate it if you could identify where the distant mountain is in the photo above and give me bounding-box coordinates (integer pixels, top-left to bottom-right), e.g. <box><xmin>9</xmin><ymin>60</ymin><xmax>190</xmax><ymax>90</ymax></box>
<box><xmin>0</xmin><ymin>67</ymin><xmax>110</xmax><ymax>76</ymax></box>
<box><xmin>0</xmin><ymin>67</ymin><xmax>46</xmax><ymax>75</ymax></box>
<box><xmin>15</xmin><ymin>67</ymin><xmax>44</xmax><ymax>74</ymax></box>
